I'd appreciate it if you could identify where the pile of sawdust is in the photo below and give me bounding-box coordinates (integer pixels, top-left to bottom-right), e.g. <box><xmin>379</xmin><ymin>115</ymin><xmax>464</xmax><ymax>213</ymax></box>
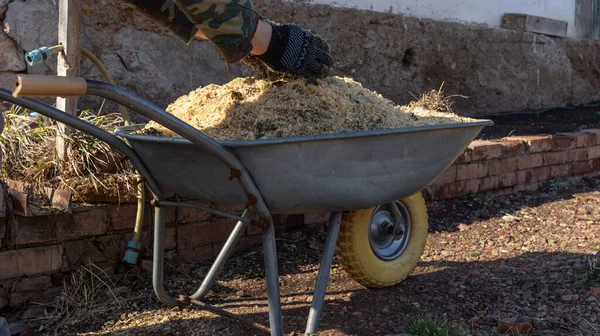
<box><xmin>145</xmin><ymin>76</ymin><xmax>476</xmax><ymax>141</ymax></box>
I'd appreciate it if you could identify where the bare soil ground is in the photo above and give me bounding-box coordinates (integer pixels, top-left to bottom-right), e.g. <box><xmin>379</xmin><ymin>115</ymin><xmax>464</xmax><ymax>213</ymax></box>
<box><xmin>476</xmin><ymin>105</ymin><xmax>600</xmax><ymax>140</ymax></box>
<box><xmin>20</xmin><ymin>177</ymin><xmax>599</xmax><ymax>336</ymax></box>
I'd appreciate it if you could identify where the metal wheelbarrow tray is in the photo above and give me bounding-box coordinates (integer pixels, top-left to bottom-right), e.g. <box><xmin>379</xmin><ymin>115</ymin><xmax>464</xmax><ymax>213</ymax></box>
<box><xmin>1</xmin><ymin>75</ymin><xmax>492</xmax><ymax>335</ymax></box>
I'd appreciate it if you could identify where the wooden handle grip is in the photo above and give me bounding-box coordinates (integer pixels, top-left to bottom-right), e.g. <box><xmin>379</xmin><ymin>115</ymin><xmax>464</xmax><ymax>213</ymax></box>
<box><xmin>12</xmin><ymin>74</ymin><xmax>87</xmax><ymax>98</ymax></box>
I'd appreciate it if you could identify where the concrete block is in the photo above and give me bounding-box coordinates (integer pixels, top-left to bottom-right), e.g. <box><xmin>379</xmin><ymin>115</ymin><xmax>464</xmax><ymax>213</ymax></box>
<box><xmin>502</xmin><ymin>13</ymin><xmax>568</xmax><ymax>38</ymax></box>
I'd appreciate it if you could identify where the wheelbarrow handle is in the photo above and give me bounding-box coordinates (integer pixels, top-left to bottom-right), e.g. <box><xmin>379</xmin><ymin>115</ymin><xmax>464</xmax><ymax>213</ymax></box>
<box><xmin>6</xmin><ymin>74</ymin><xmax>273</xmax><ymax>226</ymax></box>
<box><xmin>12</xmin><ymin>74</ymin><xmax>87</xmax><ymax>98</ymax></box>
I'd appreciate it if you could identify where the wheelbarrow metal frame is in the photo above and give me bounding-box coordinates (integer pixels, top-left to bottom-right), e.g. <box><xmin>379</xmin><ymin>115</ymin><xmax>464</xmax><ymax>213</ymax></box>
<box><xmin>0</xmin><ymin>76</ymin><xmax>492</xmax><ymax>335</ymax></box>
<box><xmin>0</xmin><ymin>83</ymin><xmax>347</xmax><ymax>335</ymax></box>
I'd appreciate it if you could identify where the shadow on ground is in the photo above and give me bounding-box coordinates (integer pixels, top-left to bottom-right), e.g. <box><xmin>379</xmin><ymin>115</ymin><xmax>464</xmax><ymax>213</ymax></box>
<box><xmin>27</xmin><ymin>178</ymin><xmax>600</xmax><ymax>336</ymax></box>
<box><xmin>52</xmin><ymin>249</ymin><xmax>599</xmax><ymax>336</ymax></box>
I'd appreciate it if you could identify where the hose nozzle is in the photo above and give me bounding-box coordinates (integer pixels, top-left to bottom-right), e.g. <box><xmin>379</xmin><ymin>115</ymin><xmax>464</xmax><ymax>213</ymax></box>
<box><xmin>25</xmin><ymin>47</ymin><xmax>51</xmax><ymax>66</ymax></box>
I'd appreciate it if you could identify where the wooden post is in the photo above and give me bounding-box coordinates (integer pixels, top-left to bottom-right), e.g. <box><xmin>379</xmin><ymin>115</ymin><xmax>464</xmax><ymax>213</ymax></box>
<box><xmin>56</xmin><ymin>0</ymin><xmax>81</xmax><ymax>161</ymax></box>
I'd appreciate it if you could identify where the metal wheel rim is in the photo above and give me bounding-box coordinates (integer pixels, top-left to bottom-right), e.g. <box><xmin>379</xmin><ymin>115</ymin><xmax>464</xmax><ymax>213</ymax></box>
<box><xmin>368</xmin><ymin>201</ymin><xmax>412</xmax><ymax>261</ymax></box>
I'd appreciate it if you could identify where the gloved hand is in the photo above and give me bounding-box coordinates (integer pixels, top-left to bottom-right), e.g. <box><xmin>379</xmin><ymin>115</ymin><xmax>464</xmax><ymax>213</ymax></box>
<box><xmin>254</xmin><ymin>20</ymin><xmax>334</xmax><ymax>79</ymax></box>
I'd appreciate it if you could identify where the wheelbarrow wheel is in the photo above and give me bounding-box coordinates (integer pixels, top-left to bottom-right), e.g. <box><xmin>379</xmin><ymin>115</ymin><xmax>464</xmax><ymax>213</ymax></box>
<box><xmin>335</xmin><ymin>192</ymin><xmax>428</xmax><ymax>288</ymax></box>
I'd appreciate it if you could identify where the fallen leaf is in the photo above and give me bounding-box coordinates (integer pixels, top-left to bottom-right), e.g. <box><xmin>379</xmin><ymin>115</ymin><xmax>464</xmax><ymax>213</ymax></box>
<box><xmin>498</xmin><ymin>322</ymin><xmax>534</xmax><ymax>334</ymax></box>
<box><xmin>588</xmin><ymin>287</ymin><xmax>600</xmax><ymax>295</ymax></box>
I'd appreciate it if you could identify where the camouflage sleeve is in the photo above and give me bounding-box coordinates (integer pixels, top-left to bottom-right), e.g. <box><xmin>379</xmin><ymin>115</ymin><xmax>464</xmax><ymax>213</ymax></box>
<box><xmin>122</xmin><ymin>0</ymin><xmax>261</xmax><ymax>63</ymax></box>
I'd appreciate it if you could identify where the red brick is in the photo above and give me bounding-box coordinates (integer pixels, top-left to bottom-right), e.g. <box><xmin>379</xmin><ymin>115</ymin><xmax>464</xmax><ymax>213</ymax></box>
<box><xmin>568</xmin><ymin>148</ymin><xmax>588</xmax><ymax>162</ymax></box>
<box><xmin>550</xmin><ymin>134</ymin><xmax>576</xmax><ymax>151</ymax></box>
<box><xmin>9</xmin><ymin>291</ymin><xmax>38</xmax><ymax>307</ymax></box>
<box><xmin>109</xmin><ymin>204</ymin><xmax>145</xmax><ymax>231</ymax></box>
<box><xmin>542</xmin><ymin>151</ymin><xmax>567</xmax><ymax>166</ymax></box>
<box><xmin>246</xmin><ymin>222</ymin><xmax>262</xmax><ymax>236</ymax></box>
<box><xmin>212</xmin><ymin>204</ymin><xmax>246</xmax><ymax>215</ymax></box>
<box><xmin>433</xmin><ymin>183</ymin><xmax>456</xmax><ymax>200</ymax></box>
<box><xmin>499</xmin><ymin>173</ymin><xmax>518</xmax><ymax>188</ymax></box>
<box><xmin>479</xmin><ymin>176</ymin><xmax>500</xmax><ymax>191</ymax></box>
<box><xmin>464</xmin><ymin>179</ymin><xmax>480</xmax><ymax>194</ymax></box>
<box><xmin>561</xmin><ymin>131</ymin><xmax>596</xmax><ymax>148</ymax></box>
<box><xmin>247</xmin><ymin>222</ymin><xmax>263</xmax><ymax>236</ymax></box>
<box><xmin>584</xmin><ymin>171</ymin><xmax>600</xmax><ymax>178</ymax></box>
<box><xmin>177</xmin><ymin>201</ymin><xmax>211</xmax><ymax>224</ymax></box>
<box><xmin>584</xmin><ymin>129</ymin><xmax>600</xmax><ymax>145</ymax></box>
<box><xmin>165</xmin><ymin>206</ymin><xmax>177</xmax><ymax>225</ymax></box>
<box><xmin>38</xmin><ymin>286</ymin><xmax>63</xmax><ymax>304</ymax></box>
<box><xmin>488</xmin><ymin>158</ymin><xmax>517</xmax><ymax>176</ymax></box>
<box><xmin>517</xmin><ymin>154</ymin><xmax>543</xmax><ymax>170</ymax></box>
<box><xmin>96</xmin><ymin>234</ymin><xmax>124</xmax><ymax>261</ymax></box>
<box><xmin>454</xmin><ymin>150</ymin><xmax>472</xmax><ymax>164</ymax></box>
<box><xmin>499</xmin><ymin>139</ymin><xmax>526</xmax><ymax>157</ymax></box>
<box><xmin>11</xmin><ymin>276</ymin><xmax>51</xmax><ymax>292</ymax></box>
<box><xmin>0</xmin><ymin>245</ymin><xmax>65</xmax><ymax>280</ymax></box>
<box><xmin>588</xmin><ymin>146</ymin><xmax>600</xmax><ymax>159</ymax></box>
<box><xmin>18</xmin><ymin>245</ymin><xmax>65</xmax><ymax>276</ymax></box>
<box><xmin>457</xmin><ymin>163</ymin><xmax>488</xmax><ymax>180</ymax></box>
<box><xmin>304</xmin><ymin>213</ymin><xmax>331</xmax><ymax>226</ymax></box>
<box><xmin>177</xmin><ymin>245</ymin><xmax>214</xmax><ymax>263</ymax></box>
<box><xmin>572</xmin><ymin>161</ymin><xmax>592</xmax><ymax>175</ymax></box>
<box><xmin>511</xmin><ymin>136</ymin><xmax>552</xmax><ymax>153</ymax></box>
<box><xmin>165</xmin><ymin>227</ymin><xmax>177</xmax><ymax>251</ymax></box>
<box><xmin>514</xmin><ymin>182</ymin><xmax>542</xmax><ymax>193</ymax></box>
<box><xmin>60</xmin><ymin>207</ymin><xmax>107</xmax><ymax>240</ymax></box>
<box><xmin>9</xmin><ymin>190</ymin><xmax>29</xmax><ymax>216</ymax></box>
<box><xmin>121</xmin><ymin>227</ymin><xmax>177</xmax><ymax>252</ymax></box>
<box><xmin>527</xmin><ymin>167</ymin><xmax>551</xmax><ymax>183</ymax></box>
<box><xmin>551</xmin><ymin>164</ymin><xmax>571</xmax><ymax>178</ymax></box>
<box><xmin>468</xmin><ymin>141</ymin><xmax>503</xmax><ymax>161</ymax></box>
<box><xmin>177</xmin><ymin>219</ymin><xmax>236</xmax><ymax>249</ymax></box>
<box><xmin>516</xmin><ymin>170</ymin><xmax>528</xmax><ymax>185</ymax></box>
<box><xmin>433</xmin><ymin>166</ymin><xmax>457</xmax><ymax>185</ymax></box>
<box><xmin>592</xmin><ymin>158</ymin><xmax>600</xmax><ymax>170</ymax></box>
<box><xmin>10</xmin><ymin>215</ymin><xmax>63</xmax><ymax>246</ymax></box>
<box><xmin>0</xmin><ymin>251</ymin><xmax>19</xmax><ymax>279</ymax></box>
<box><xmin>214</xmin><ymin>235</ymin><xmax>262</xmax><ymax>256</ymax></box>
<box><xmin>435</xmin><ymin>180</ymin><xmax>468</xmax><ymax>200</ymax></box>
<box><xmin>280</xmin><ymin>214</ymin><xmax>304</xmax><ymax>229</ymax></box>
<box><xmin>490</xmin><ymin>187</ymin><xmax>515</xmax><ymax>196</ymax></box>
<box><xmin>62</xmin><ymin>239</ymin><xmax>108</xmax><ymax>267</ymax></box>
<box><xmin>41</xmin><ymin>187</ymin><xmax>72</xmax><ymax>211</ymax></box>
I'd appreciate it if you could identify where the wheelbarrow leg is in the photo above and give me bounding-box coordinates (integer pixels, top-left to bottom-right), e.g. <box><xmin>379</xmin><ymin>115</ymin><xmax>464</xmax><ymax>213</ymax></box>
<box><xmin>152</xmin><ymin>206</ymin><xmax>180</xmax><ymax>306</ymax></box>
<box><xmin>191</xmin><ymin>209</ymin><xmax>250</xmax><ymax>300</ymax></box>
<box><xmin>305</xmin><ymin>212</ymin><xmax>342</xmax><ymax>335</ymax></box>
<box><xmin>263</xmin><ymin>222</ymin><xmax>284</xmax><ymax>336</ymax></box>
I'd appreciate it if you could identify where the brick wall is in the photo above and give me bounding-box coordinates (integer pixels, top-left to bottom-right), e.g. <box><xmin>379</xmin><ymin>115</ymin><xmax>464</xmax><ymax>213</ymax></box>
<box><xmin>0</xmin><ymin>195</ymin><xmax>301</xmax><ymax>310</ymax></box>
<box><xmin>425</xmin><ymin>129</ymin><xmax>600</xmax><ymax>200</ymax></box>
<box><xmin>3</xmin><ymin>128</ymin><xmax>600</xmax><ymax>311</ymax></box>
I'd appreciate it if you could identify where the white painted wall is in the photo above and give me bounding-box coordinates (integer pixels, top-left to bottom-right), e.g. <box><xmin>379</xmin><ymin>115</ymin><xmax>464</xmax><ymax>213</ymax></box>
<box><xmin>305</xmin><ymin>0</ymin><xmax>577</xmax><ymax>37</ymax></box>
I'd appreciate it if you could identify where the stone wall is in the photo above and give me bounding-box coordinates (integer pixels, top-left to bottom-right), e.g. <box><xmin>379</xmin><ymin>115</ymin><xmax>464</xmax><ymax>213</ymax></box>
<box><xmin>0</xmin><ymin>0</ymin><xmax>599</xmax><ymax>116</ymax></box>
<box><xmin>256</xmin><ymin>0</ymin><xmax>600</xmax><ymax>115</ymax></box>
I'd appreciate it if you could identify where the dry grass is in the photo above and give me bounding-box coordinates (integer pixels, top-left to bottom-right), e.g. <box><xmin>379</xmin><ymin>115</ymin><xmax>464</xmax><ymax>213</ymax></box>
<box><xmin>145</xmin><ymin>76</ymin><xmax>477</xmax><ymax>141</ymax></box>
<box><xmin>403</xmin><ymin>83</ymin><xmax>468</xmax><ymax>114</ymax></box>
<box><xmin>0</xmin><ymin>107</ymin><xmax>136</xmax><ymax>200</ymax></box>
<box><xmin>24</xmin><ymin>264</ymin><xmax>124</xmax><ymax>333</ymax></box>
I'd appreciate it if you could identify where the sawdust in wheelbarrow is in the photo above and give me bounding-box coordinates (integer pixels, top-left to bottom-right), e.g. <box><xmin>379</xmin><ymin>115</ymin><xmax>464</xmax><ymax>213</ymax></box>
<box><xmin>145</xmin><ymin>76</ymin><xmax>477</xmax><ymax>141</ymax></box>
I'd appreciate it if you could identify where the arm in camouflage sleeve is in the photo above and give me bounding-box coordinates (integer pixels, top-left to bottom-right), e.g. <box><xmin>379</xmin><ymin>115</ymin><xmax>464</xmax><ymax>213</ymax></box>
<box><xmin>122</xmin><ymin>0</ymin><xmax>334</xmax><ymax>78</ymax></box>
<box><xmin>122</xmin><ymin>0</ymin><xmax>261</xmax><ymax>63</ymax></box>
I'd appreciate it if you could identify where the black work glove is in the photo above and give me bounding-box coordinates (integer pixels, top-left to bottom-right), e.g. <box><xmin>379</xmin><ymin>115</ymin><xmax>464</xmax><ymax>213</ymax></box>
<box><xmin>255</xmin><ymin>21</ymin><xmax>334</xmax><ymax>79</ymax></box>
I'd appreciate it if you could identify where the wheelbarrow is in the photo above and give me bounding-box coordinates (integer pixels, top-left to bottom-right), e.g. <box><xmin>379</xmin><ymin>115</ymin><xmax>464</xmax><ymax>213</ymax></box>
<box><xmin>1</xmin><ymin>74</ymin><xmax>492</xmax><ymax>335</ymax></box>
